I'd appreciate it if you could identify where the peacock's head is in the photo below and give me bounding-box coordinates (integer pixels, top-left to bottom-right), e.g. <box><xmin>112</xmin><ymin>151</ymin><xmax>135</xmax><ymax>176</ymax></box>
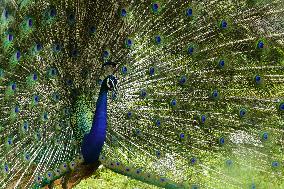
<box><xmin>103</xmin><ymin>75</ymin><xmax>118</xmax><ymax>93</ymax></box>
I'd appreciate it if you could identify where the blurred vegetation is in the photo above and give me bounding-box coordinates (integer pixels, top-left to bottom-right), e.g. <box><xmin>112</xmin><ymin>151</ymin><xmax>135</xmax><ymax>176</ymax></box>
<box><xmin>73</xmin><ymin>166</ymin><xmax>159</xmax><ymax>189</ymax></box>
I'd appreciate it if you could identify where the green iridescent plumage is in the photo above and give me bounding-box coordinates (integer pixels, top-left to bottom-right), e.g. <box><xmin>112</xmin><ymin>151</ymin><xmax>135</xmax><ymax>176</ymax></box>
<box><xmin>71</xmin><ymin>94</ymin><xmax>93</xmax><ymax>143</ymax></box>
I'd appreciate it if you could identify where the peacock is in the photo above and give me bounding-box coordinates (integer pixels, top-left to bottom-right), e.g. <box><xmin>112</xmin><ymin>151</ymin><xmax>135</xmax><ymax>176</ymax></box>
<box><xmin>0</xmin><ymin>0</ymin><xmax>284</xmax><ymax>188</ymax></box>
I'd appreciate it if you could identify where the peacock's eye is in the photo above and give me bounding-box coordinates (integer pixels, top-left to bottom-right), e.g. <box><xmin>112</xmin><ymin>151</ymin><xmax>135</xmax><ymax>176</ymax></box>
<box><xmin>106</xmin><ymin>78</ymin><xmax>114</xmax><ymax>89</ymax></box>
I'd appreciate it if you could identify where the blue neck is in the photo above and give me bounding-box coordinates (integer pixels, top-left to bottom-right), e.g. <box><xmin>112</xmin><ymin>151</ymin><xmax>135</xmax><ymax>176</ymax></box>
<box><xmin>81</xmin><ymin>87</ymin><xmax>108</xmax><ymax>164</ymax></box>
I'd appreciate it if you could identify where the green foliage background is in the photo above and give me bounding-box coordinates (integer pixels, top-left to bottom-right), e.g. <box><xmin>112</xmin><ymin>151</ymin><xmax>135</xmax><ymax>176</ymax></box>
<box><xmin>74</xmin><ymin>166</ymin><xmax>159</xmax><ymax>189</ymax></box>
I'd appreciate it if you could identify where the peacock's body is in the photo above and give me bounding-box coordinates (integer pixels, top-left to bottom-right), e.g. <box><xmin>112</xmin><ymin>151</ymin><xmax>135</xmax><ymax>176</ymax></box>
<box><xmin>0</xmin><ymin>0</ymin><xmax>284</xmax><ymax>188</ymax></box>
